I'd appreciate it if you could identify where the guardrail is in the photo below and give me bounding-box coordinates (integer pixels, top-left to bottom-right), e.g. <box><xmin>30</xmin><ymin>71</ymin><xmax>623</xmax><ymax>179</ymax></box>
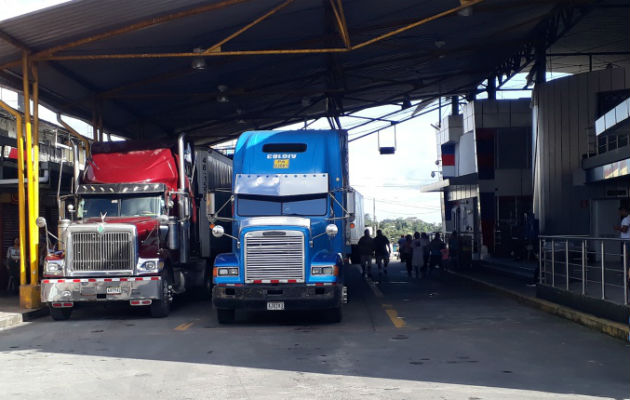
<box><xmin>539</xmin><ymin>235</ymin><xmax>629</xmax><ymax>306</ymax></box>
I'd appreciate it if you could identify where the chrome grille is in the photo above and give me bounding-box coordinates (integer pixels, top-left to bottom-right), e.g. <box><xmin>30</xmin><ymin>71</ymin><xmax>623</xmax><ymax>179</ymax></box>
<box><xmin>244</xmin><ymin>231</ymin><xmax>304</xmax><ymax>281</ymax></box>
<box><xmin>70</xmin><ymin>231</ymin><xmax>134</xmax><ymax>272</ymax></box>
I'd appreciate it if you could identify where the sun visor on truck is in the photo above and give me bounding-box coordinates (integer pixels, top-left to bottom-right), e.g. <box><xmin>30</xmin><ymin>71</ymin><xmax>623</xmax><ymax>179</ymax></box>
<box><xmin>77</xmin><ymin>183</ymin><xmax>166</xmax><ymax>195</ymax></box>
<box><xmin>234</xmin><ymin>174</ymin><xmax>328</xmax><ymax>196</ymax></box>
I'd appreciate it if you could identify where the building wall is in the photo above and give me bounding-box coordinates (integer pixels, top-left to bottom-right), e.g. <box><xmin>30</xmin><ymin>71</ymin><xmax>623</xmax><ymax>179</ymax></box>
<box><xmin>532</xmin><ymin>68</ymin><xmax>630</xmax><ymax>234</ymax></box>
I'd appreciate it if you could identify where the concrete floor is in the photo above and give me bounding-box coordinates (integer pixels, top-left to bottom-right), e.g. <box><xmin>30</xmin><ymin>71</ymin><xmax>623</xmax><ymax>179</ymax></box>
<box><xmin>0</xmin><ymin>262</ymin><xmax>628</xmax><ymax>400</ymax></box>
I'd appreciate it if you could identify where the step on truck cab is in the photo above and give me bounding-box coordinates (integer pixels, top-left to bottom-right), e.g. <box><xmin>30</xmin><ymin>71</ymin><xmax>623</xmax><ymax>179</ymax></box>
<box><xmin>39</xmin><ymin>135</ymin><xmax>232</xmax><ymax>320</ymax></box>
<box><xmin>208</xmin><ymin>130</ymin><xmax>358</xmax><ymax>323</ymax></box>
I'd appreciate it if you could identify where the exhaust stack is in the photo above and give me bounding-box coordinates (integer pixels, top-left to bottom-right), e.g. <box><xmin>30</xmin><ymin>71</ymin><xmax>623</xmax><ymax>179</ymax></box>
<box><xmin>177</xmin><ymin>133</ymin><xmax>190</xmax><ymax>264</ymax></box>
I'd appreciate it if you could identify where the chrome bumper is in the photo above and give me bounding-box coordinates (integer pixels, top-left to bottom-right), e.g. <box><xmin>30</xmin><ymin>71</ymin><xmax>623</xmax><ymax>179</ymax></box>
<box><xmin>41</xmin><ymin>276</ymin><xmax>162</xmax><ymax>303</ymax></box>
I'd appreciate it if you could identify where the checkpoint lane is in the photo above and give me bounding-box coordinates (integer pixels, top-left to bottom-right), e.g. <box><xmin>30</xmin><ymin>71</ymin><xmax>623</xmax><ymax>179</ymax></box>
<box><xmin>0</xmin><ymin>262</ymin><xmax>628</xmax><ymax>399</ymax></box>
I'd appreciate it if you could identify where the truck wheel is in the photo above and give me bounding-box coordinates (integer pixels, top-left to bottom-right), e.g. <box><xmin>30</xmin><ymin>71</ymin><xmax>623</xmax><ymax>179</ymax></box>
<box><xmin>216</xmin><ymin>308</ymin><xmax>235</xmax><ymax>324</ymax></box>
<box><xmin>150</xmin><ymin>275</ymin><xmax>171</xmax><ymax>318</ymax></box>
<box><xmin>325</xmin><ymin>307</ymin><xmax>342</xmax><ymax>323</ymax></box>
<box><xmin>192</xmin><ymin>268</ymin><xmax>213</xmax><ymax>301</ymax></box>
<box><xmin>49</xmin><ymin>306</ymin><xmax>72</xmax><ymax>321</ymax></box>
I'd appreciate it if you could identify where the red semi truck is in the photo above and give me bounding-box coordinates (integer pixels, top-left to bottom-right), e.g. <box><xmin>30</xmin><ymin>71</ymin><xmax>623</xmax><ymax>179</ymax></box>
<box><xmin>39</xmin><ymin>135</ymin><xmax>232</xmax><ymax>320</ymax></box>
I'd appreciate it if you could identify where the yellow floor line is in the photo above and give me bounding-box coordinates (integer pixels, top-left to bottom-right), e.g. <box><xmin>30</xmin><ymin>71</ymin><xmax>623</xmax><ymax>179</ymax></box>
<box><xmin>384</xmin><ymin>308</ymin><xmax>406</xmax><ymax>328</ymax></box>
<box><xmin>174</xmin><ymin>321</ymin><xmax>194</xmax><ymax>331</ymax></box>
<box><xmin>367</xmin><ymin>278</ymin><xmax>384</xmax><ymax>298</ymax></box>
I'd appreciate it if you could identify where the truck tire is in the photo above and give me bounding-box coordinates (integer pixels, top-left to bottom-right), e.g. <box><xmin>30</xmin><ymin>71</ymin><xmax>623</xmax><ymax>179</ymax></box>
<box><xmin>49</xmin><ymin>306</ymin><xmax>72</xmax><ymax>321</ymax></box>
<box><xmin>150</xmin><ymin>274</ymin><xmax>171</xmax><ymax>318</ymax></box>
<box><xmin>216</xmin><ymin>308</ymin><xmax>235</xmax><ymax>324</ymax></box>
<box><xmin>192</xmin><ymin>268</ymin><xmax>213</xmax><ymax>301</ymax></box>
<box><xmin>325</xmin><ymin>306</ymin><xmax>342</xmax><ymax>323</ymax></box>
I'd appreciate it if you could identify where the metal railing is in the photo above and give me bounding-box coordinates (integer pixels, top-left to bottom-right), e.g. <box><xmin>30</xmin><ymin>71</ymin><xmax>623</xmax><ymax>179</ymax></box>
<box><xmin>539</xmin><ymin>235</ymin><xmax>629</xmax><ymax>306</ymax></box>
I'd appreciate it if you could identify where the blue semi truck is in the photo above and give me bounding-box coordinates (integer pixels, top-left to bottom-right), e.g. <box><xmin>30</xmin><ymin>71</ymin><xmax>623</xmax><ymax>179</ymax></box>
<box><xmin>207</xmin><ymin>130</ymin><xmax>358</xmax><ymax>323</ymax></box>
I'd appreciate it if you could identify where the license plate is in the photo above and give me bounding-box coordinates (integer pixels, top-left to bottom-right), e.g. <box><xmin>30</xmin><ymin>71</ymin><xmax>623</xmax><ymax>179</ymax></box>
<box><xmin>106</xmin><ymin>286</ymin><xmax>122</xmax><ymax>295</ymax></box>
<box><xmin>266</xmin><ymin>301</ymin><xmax>284</xmax><ymax>311</ymax></box>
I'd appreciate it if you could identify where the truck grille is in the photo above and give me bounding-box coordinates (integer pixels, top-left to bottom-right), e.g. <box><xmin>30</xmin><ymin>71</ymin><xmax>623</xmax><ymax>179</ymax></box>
<box><xmin>244</xmin><ymin>231</ymin><xmax>304</xmax><ymax>282</ymax></box>
<box><xmin>70</xmin><ymin>231</ymin><xmax>134</xmax><ymax>272</ymax></box>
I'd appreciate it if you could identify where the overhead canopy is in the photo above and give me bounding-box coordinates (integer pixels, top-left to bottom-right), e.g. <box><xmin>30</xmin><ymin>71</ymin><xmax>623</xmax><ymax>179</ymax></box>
<box><xmin>0</xmin><ymin>0</ymin><xmax>627</xmax><ymax>144</ymax></box>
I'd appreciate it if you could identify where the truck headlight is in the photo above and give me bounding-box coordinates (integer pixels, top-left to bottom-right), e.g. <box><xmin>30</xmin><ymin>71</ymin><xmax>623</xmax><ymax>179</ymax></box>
<box><xmin>217</xmin><ymin>267</ymin><xmax>239</xmax><ymax>276</ymax></box>
<box><xmin>311</xmin><ymin>266</ymin><xmax>336</xmax><ymax>275</ymax></box>
<box><xmin>44</xmin><ymin>260</ymin><xmax>64</xmax><ymax>277</ymax></box>
<box><xmin>137</xmin><ymin>259</ymin><xmax>163</xmax><ymax>274</ymax></box>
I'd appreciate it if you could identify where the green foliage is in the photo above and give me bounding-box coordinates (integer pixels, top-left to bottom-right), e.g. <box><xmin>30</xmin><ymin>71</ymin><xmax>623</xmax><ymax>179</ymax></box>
<box><xmin>377</xmin><ymin>217</ymin><xmax>442</xmax><ymax>241</ymax></box>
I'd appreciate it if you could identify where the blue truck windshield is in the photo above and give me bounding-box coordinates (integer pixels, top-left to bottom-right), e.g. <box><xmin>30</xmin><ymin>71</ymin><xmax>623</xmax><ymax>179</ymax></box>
<box><xmin>238</xmin><ymin>195</ymin><xmax>327</xmax><ymax>216</ymax></box>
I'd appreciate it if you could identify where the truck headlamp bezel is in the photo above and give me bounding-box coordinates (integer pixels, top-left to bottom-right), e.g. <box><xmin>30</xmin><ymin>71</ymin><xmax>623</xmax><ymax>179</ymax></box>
<box><xmin>311</xmin><ymin>266</ymin><xmax>335</xmax><ymax>275</ymax></box>
<box><xmin>136</xmin><ymin>259</ymin><xmax>164</xmax><ymax>275</ymax></box>
<box><xmin>217</xmin><ymin>267</ymin><xmax>239</xmax><ymax>277</ymax></box>
<box><xmin>217</xmin><ymin>267</ymin><xmax>239</xmax><ymax>276</ymax></box>
<box><xmin>43</xmin><ymin>260</ymin><xmax>65</xmax><ymax>277</ymax></box>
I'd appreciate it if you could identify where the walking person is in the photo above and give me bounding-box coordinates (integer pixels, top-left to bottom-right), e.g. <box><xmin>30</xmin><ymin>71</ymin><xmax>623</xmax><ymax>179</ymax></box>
<box><xmin>411</xmin><ymin>232</ymin><xmax>424</xmax><ymax>278</ymax></box>
<box><xmin>420</xmin><ymin>232</ymin><xmax>430</xmax><ymax>277</ymax></box>
<box><xmin>428</xmin><ymin>233</ymin><xmax>445</xmax><ymax>278</ymax></box>
<box><xmin>358</xmin><ymin>229</ymin><xmax>374</xmax><ymax>278</ymax></box>
<box><xmin>5</xmin><ymin>237</ymin><xmax>20</xmax><ymax>294</ymax></box>
<box><xmin>397</xmin><ymin>235</ymin><xmax>406</xmax><ymax>262</ymax></box>
<box><xmin>373</xmin><ymin>230</ymin><xmax>391</xmax><ymax>275</ymax></box>
<box><xmin>614</xmin><ymin>206</ymin><xmax>630</xmax><ymax>278</ymax></box>
<box><xmin>448</xmin><ymin>231</ymin><xmax>460</xmax><ymax>270</ymax></box>
<box><xmin>403</xmin><ymin>234</ymin><xmax>413</xmax><ymax>277</ymax></box>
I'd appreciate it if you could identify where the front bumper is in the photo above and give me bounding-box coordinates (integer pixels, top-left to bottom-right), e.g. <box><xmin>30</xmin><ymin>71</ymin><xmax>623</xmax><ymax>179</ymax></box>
<box><xmin>212</xmin><ymin>283</ymin><xmax>341</xmax><ymax>310</ymax></box>
<box><xmin>41</xmin><ymin>276</ymin><xmax>162</xmax><ymax>303</ymax></box>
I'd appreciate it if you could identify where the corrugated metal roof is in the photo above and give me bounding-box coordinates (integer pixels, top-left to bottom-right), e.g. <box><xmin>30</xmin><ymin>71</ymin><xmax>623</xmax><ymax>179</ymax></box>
<box><xmin>0</xmin><ymin>0</ymin><xmax>626</xmax><ymax>143</ymax></box>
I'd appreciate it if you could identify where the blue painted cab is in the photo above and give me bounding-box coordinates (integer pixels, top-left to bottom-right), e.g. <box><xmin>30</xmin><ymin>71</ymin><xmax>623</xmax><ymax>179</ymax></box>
<box><xmin>211</xmin><ymin>130</ymin><xmax>354</xmax><ymax>322</ymax></box>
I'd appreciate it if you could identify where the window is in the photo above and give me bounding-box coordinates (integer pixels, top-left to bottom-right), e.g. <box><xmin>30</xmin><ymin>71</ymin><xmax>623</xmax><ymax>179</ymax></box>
<box><xmin>80</xmin><ymin>195</ymin><xmax>161</xmax><ymax>218</ymax></box>
<box><xmin>262</xmin><ymin>143</ymin><xmax>307</xmax><ymax>153</ymax></box>
<box><xmin>237</xmin><ymin>194</ymin><xmax>327</xmax><ymax>216</ymax></box>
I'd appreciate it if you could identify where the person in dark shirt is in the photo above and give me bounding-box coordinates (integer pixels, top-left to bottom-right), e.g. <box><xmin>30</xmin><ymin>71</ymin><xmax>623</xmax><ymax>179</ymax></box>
<box><xmin>428</xmin><ymin>233</ymin><xmax>445</xmax><ymax>277</ymax></box>
<box><xmin>373</xmin><ymin>230</ymin><xmax>391</xmax><ymax>275</ymax></box>
<box><xmin>448</xmin><ymin>231</ymin><xmax>459</xmax><ymax>270</ymax></box>
<box><xmin>357</xmin><ymin>229</ymin><xmax>374</xmax><ymax>278</ymax></box>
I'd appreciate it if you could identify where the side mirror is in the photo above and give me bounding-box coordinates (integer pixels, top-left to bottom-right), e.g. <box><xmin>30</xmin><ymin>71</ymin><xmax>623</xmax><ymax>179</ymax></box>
<box><xmin>212</xmin><ymin>225</ymin><xmax>225</xmax><ymax>238</ymax></box>
<box><xmin>345</xmin><ymin>190</ymin><xmax>356</xmax><ymax>221</ymax></box>
<box><xmin>326</xmin><ymin>224</ymin><xmax>338</xmax><ymax>238</ymax></box>
<box><xmin>36</xmin><ymin>216</ymin><xmax>47</xmax><ymax>228</ymax></box>
<box><xmin>205</xmin><ymin>192</ymin><xmax>216</xmax><ymax>220</ymax></box>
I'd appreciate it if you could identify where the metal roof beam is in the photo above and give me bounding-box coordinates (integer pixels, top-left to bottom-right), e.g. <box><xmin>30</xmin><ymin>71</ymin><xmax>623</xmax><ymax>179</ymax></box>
<box><xmin>203</xmin><ymin>0</ymin><xmax>295</xmax><ymax>54</ymax></box>
<box><xmin>27</xmin><ymin>0</ymin><xmax>484</xmax><ymax>62</ymax></box>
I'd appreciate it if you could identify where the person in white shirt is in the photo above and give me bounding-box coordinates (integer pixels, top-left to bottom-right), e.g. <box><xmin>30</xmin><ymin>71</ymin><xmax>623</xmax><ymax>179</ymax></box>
<box><xmin>614</xmin><ymin>207</ymin><xmax>630</xmax><ymax>239</ymax></box>
<box><xmin>5</xmin><ymin>237</ymin><xmax>20</xmax><ymax>293</ymax></box>
<box><xmin>614</xmin><ymin>207</ymin><xmax>630</xmax><ymax>281</ymax></box>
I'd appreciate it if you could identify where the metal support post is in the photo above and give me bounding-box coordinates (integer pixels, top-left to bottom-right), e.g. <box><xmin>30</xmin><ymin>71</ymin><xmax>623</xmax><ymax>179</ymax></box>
<box><xmin>565</xmin><ymin>241</ymin><xmax>569</xmax><ymax>290</ymax></box>
<box><xmin>451</xmin><ymin>95</ymin><xmax>459</xmax><ymax>116</ymax></box>
<box><xmin>551</xmin><ymin>240</ymin><xmax>555</xmax><ymax>287</ymax></box>
<box><xmin>538</xmin><ymin>238</ymin><xmax>543</xmax><ymax>284</ymax></box>
<box><xmin>32</xmin><ymin>62</ymin><xmax>40</xmax><ymax>274</ymax></box>
<box><xmin>581</xmin><ymin>240</ymin><xmax>586</xmax><ymax>295</ymax></box>
<box><xmin>600</xmin><ymin>241</ymin><xmax>605</xmax><ymax>300</ymax></box>
<box><xmin>0</xmin><ymin>100</ymin><xmax>26</xmax><ymax>290</ymax></box>
<box><xmin>623</xmin><ymin>242</ymin><xmax>627</xmax><ymax>305</ymax></box>
<box><xmin>487</xmin><ymin>76</ymin><xmax>496</xmax><ymax>100</ymax></box>
<box><xmin>20</xmin><ymin>52</ymin><xmax>41</xmax><ymax>309</ymax></box>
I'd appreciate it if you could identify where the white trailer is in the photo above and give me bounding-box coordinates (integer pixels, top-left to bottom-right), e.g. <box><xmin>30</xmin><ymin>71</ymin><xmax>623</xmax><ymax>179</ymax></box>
<box><xmin>347</xmin><ymin>188</ymin><xmax>365</xmax><ymax>264</ymax></box>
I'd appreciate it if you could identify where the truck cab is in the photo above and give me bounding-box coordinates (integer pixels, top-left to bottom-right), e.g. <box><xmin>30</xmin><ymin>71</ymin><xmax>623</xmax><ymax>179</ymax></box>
<box><xmin>210</xmin><ymin>130</ymin><xmax>355</xmax><ymax>323</ymax></box>
<box><xmin>40</xmin><ymin>135</ymin><xmax>232</xmax><ymax>320</ymax></box>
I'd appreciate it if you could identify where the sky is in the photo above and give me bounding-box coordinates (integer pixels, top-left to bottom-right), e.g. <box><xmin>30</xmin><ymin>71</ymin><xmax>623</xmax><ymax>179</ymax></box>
<box><xmin>0</xmin><ymin>0</ymin><xmax>69</xmax><ymax>21</ymax></box>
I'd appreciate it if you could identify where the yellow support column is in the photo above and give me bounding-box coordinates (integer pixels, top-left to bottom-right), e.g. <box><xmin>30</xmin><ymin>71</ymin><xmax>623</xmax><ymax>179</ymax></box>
<box><xmin>20</xmin><ymin>52</ymin><xmax>41</xmax><ymax>309</ymax></box>
<box><xmin>0</xmin><ymin>100</ymin><xmax>27</xmax><ymax>293</ymax></box>
<box><xmin>32</xmin><ymin>62</ymin><xmax>40</xmax><ymax>282</ymax></box>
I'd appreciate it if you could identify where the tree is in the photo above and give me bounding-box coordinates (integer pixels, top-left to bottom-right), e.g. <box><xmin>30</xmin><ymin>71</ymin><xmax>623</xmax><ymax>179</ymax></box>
<box><xmin>378</xmin><ymin>217</ymin><xmax>441</xmax><ymax>242</ymax></box>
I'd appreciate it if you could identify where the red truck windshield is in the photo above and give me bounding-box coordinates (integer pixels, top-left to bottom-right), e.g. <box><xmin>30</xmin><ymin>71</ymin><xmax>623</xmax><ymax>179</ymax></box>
<box><xmin>79</xmin><ymin>195</ymin><xmax>161</xmax><ymax>218</ymax></box>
